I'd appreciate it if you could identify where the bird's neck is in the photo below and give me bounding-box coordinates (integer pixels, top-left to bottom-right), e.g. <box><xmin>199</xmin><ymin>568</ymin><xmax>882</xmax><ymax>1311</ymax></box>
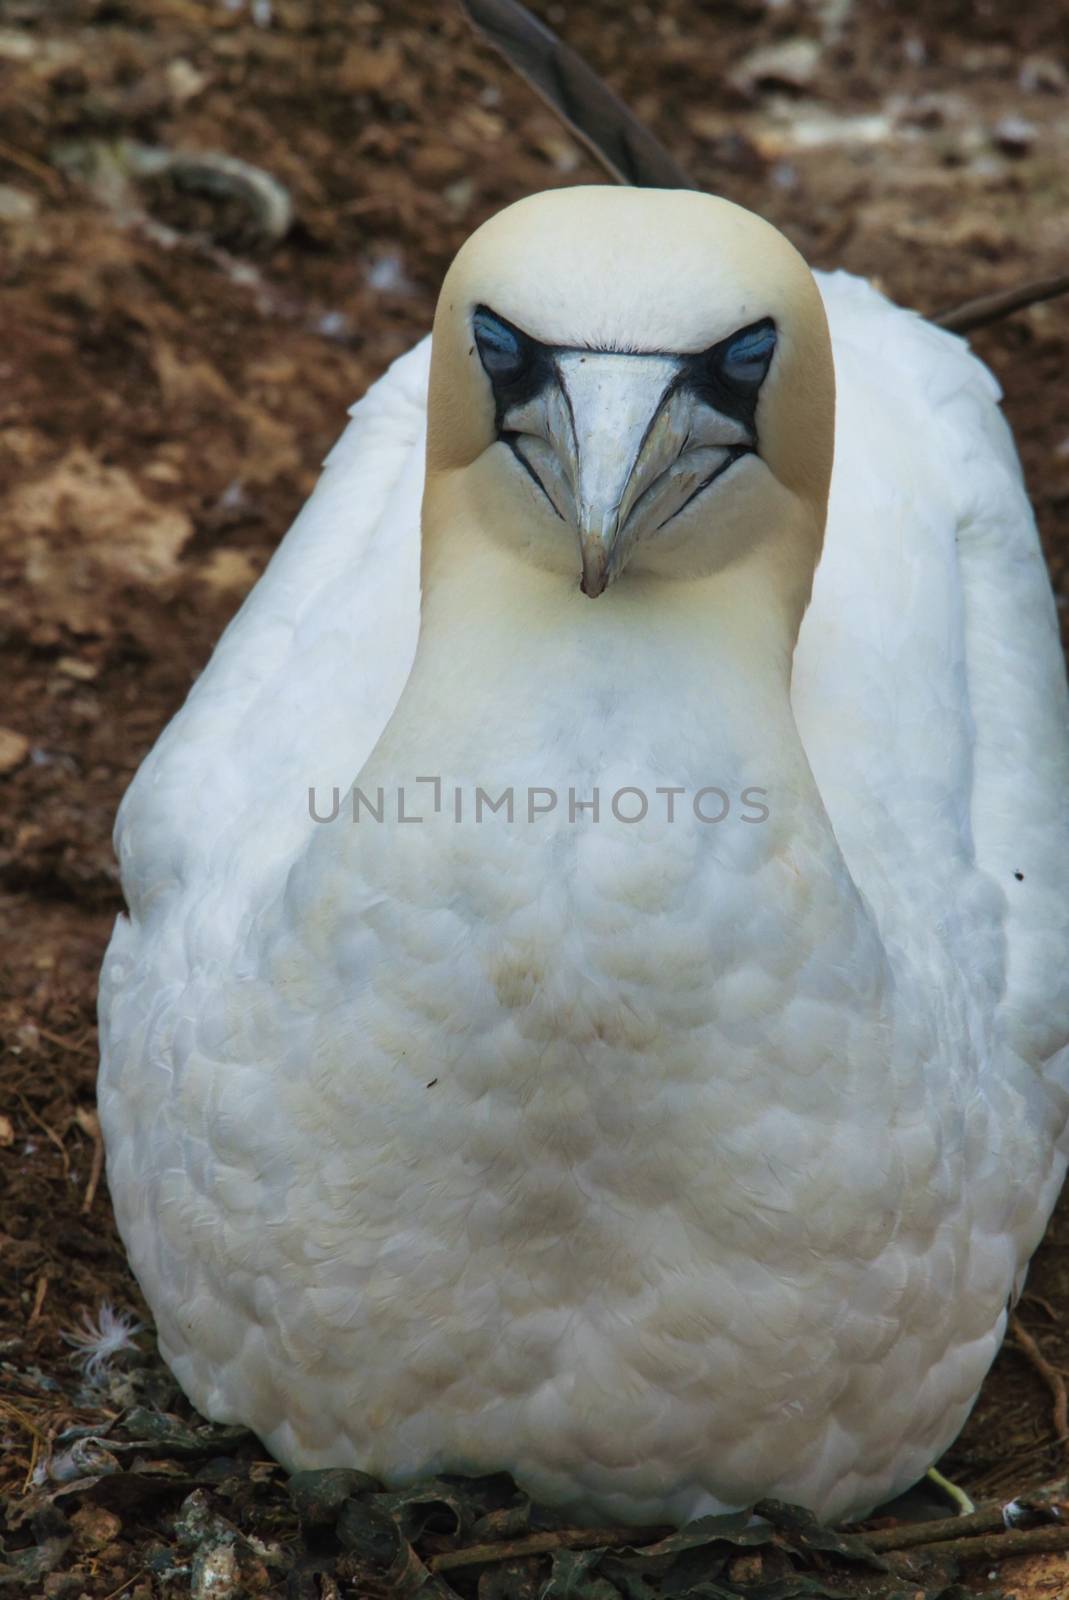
<box><xmin>345</xmin><ymin>527</ymin><xmax>890</xmax><ymax>1086</ymax></box>
<box><xmin>376</xmin><ymin>530</ymin><xmax>814</xmax><ymax>806</ymax></box>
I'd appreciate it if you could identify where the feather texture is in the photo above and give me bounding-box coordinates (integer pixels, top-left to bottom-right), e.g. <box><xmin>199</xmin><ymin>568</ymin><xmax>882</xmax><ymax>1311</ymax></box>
<box><xmin>457</xmin><ymin>0</ymin><xmax>695</xmax><ymax>189</ymax></box>
<box><xmin>99</xmin><ymin>265</ymin><xmax>1069</xmax><ymax>1526</ymax></box>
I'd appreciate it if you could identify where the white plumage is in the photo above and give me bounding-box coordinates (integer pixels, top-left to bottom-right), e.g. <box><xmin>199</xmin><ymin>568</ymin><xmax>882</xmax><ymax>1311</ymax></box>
<box><xmin>98</xmin><ymin>188</ymin><xmax>1069</xmax><ymax>1525</ymax></box>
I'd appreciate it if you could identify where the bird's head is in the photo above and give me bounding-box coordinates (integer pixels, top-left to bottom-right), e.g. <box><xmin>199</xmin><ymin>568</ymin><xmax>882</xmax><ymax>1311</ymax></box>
<box><xmin>426</xmin><ymin>186</ymin><xmax>834</xmax><ymax>605</ymax></box>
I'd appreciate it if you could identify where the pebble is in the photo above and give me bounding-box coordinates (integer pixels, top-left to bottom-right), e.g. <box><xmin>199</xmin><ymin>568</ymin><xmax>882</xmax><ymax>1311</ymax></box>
<box><xmin>70</xmin><ymin>1506</ymin><xmax>122</xmax><ymax>1553</ymax></box>
<box><xmin>0</xmin><ymin>727</ymin><xmax>30</xmax><ymax>773</ymax></box>
<box><xmin>730</xmin><ymin>37</ymin><xmax>821</xmax><ymax>96</ymax></box>
<box><xmin>993</xmin><ymin>115</ymin><xmax>1038</xmax><ymax>154</ymax></box>
<box><xmin>0</xmin><ymin>183</ymin><xmax>37</xmax><ymax>222</ymax></box>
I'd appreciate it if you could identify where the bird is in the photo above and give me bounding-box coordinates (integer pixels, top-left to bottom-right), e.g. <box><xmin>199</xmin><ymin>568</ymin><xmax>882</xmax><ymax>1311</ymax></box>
<box><xmin>98</xmin><ymin>184</ymin><xmax>1069</xmax><ymax>1528</ymax></box>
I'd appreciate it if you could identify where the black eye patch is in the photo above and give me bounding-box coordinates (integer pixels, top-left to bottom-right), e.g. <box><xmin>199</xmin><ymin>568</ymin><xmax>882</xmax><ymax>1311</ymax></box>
<box><xmin>473</xmin><ymin>305</ymin><xmax>556</xmax><ymax>426</ymax></box>
<box><xmin>677</xmin><ymin>318</ymin><xmax>777</xmax><ymax>434</ymax></box>
<box><xmin>472</xmin><ymin>306</ymin><xmax>777</xmax><ymax>445</ymax></box>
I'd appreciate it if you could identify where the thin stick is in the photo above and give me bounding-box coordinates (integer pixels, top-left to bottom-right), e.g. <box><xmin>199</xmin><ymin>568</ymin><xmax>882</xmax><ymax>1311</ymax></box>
<box><xmin>865</xmin><ymin>1506</ymin><xmax>1010</xmax><ymax>1551</ymax></box>
<box><xmin>429</xmin><ymin>1526</ymin><xmax>664</xmax><ymax>1572</ymax></box>
<box><xmin>0</xmin><ymin>1395</ymin><xmax>48</xmax><ymax>1443</ymax></box>
<box><xmin>1008</xmin><ymin>1315</ymin><xmax>1069</xmax><ymax>1449</ymax></box>
<box><xmin>16</xmin><ymin>1094</ymin><xmax>70</xmax><ymax>1177</ymax></box>
<box><xmin>81</xmin><ymin>1123</ymin><xmax>105</xmax><ymax>1215</ymax></box>
<box><xmin>37</xmin><ymin>1026</ymin><xmax>96</xmax><ymax>1057</ymax></box>
<box><xmin>24</xmin><ymin>1430</ymin><xmax>41</xmax><ymax>1494</ymax></box>
<box><xmin>934</xmin><ymin>273</ymin><xmax>1069</xmax><ymax>334</ymax></box>
<box><xmin>100</xmin><ymin>1573</ymin><xmax>145</xmax><ymax>1600</ymax></box>
<box><xmin>27</xmin><ymin>1272</ymin><xmax>48</xmax><ymax>1328</ymax></box>
<box><xmin>909</xmin><ymin>1521</ymin><xmax>1069</xmax><ymax>1563</ymax></box>
<box><xmin>1023</xmin><ymin>1292</ymin><xmax>1060</xmax><ymax>1322</ymax></box>
<box><xmin>0</xmin><ymin>137</ymin><xmax>65</xmax><ymax>193</ymax></box>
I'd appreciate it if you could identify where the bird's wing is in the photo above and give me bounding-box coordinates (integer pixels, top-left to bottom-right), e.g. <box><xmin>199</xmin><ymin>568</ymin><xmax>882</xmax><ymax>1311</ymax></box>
<box><xmin>110</xmin><ymin>335</ymin><xmax>430</xmax><ymax>953</ymax></box>
<box><xmin>794</xmin><ymin>271</ymin><xmax>1069</xmax><ymax>1078</ymax></box>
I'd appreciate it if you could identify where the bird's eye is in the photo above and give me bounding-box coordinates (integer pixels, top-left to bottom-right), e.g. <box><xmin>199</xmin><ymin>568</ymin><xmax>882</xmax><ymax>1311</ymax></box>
<box><xmin>473</xmin><ymin>307</ymin><xmax>529</xmax><ymax>378</ymax></box>
<box><xmin>472</xmin><ymin>305</ymin><xmax>556</xmax><ymax>423</ymax></box>
<box><xmin>718</xmin><ymin>320</ymin><xmax>777</xmax><ymax>393</ymax></box>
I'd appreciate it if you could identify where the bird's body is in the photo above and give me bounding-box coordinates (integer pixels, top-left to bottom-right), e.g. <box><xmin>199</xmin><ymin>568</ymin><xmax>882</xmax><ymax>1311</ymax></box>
<box><xmin>99</xmin><ymin>190</ymin><xmax>1069</xmax><ymax>1525</ymax></box>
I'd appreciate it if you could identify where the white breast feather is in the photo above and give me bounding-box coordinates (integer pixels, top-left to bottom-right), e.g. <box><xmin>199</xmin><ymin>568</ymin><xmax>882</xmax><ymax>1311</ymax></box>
<box><xmin>99</xmin><ymin>273</ymin><xmax>1069</xmax><ymax>1526</ymax></box>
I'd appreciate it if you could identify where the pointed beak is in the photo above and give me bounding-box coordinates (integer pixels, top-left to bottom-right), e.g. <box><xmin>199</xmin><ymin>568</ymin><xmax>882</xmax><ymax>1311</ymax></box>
<box><xmin>503</xmin><ymin>351</ymin><xmax>754</xmax><ymax>597</ymax></box>
<box><xmin>576</xmin><ymin>510</ymin><xmax>619</xmax><ymax>600</ymax></box>
<box><xmin>559</xmin><ymin>352</ymin><xmax>682</xmax><ymax>598</ymax></box>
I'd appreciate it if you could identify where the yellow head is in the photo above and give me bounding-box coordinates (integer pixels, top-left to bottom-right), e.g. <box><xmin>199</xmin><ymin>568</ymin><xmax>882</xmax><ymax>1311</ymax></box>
<box><xmin>426</xmin><ymin>186</ymin><xmax>834</xmax><ymax>612</ymax></box>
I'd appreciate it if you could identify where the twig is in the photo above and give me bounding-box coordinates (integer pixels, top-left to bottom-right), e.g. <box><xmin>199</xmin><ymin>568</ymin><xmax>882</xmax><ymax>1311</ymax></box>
<box><xmin>27</xmin><ymin>1272</ymin><xmax>48</xmax><ymax>1328</ymax></box>
<box><xmin>36</xmin><ymin>1026</ymin><xmax>96</xmax><ymax>1057</ymax></box>
<box><xmin>1009</xmin><ymin>1314</ymin><xmax>1069</xmax><ymax>1448</ymax></box>
<box><xmin>865</xmin><ymin>1506</ymin><xmax>1012</xmax><ymax>1551</ymax></box>
<box><xmin>934</xmin><ymin>272</ymin><xmax>1069</xmax><ymax>334</ymax></box>
<box><xmin>15</xmin><ymin>1093</ymin><xmax>70</xmax><ymax>1176</ymax></box>
<box><xmin>0</xmin><ymin>137</ymin><xmax>65</xmax><ymax>194</ymax></box>
<box><xmin>429</xmin><ymin>1526</ymin><xmax>665</xmax><ymax>1572</ymax></box>
<box><xmin>77</xmin><ymin>1105</ymin><xmax>105</xmax><ymax>1214</ymax></box>
<box><xmin>0</xmin><ymin>1396</ymin><xmax>48</xmax><ymax>1444</ymax></box>
<box><xmin>100</xmin><ymin>1572</ymin><xmax>145</xmax><ymax>1600</ymax></box>
<box><xmin>909</xmin><ymin>1521</ymin><xmax>1069</xmax><ymax>1563</ymax></box>
<box><xmin>24</xmin><ymin>1430</ymin><xmax>41</xmax><ymax>1494</ymax></box>
<box><xmin>1023</xmin><ymin>1292</ymin><xmax>1060</xmax><ymax>1322</ymax></box>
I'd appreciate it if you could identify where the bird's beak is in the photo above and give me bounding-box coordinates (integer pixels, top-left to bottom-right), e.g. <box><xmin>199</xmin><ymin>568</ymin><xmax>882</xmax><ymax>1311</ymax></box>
<box><xmin>502</xmin><ymin>352</ymin><xmax>753</xmax><ymax>597</ymax></box>
<box><xmin>561</xmin><ymin>352</ymin><xmax>684</xmax><ymax>598</ymax></box>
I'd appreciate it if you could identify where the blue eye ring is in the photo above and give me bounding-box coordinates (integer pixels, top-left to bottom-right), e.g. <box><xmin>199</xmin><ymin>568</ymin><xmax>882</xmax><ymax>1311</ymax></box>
<box><xmin>473</xmin><ymin>307</ymin><xmax>527</xmax><ymax>376</ymax></box>
<box><xmin>719</xmin><ymin>320</ymin><xmax>777</xmax><ymax>391</ymax></box>
<box><xmin>472</xmin><ymin>305</ymin><xmax>557</xmax><ymax>427</ymax></box>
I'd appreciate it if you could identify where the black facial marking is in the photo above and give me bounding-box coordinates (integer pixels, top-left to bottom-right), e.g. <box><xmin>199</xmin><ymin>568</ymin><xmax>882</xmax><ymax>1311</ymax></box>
<box><xmin>471</xmin><ymin>306</ymin><xmax>778</xmax><ymax>530</ymax></box>
<box><xmin>659</xmin><ymin>448</ymin><xmax>751</xmax><ymax>532</ymax></box>
<box><xmin>509</xmin><ymin>444</ymin><xmax>566</xmax><ymax>521</ymax></box>
<box><xmin>473</xmin><ymin>305</ymin><xmax>557</xmax><ymax>428</ymax></box>
<box><xmin>677</xmin><ymin>318</ymin><xmax>777</xmax><ymax>434</ymax></box>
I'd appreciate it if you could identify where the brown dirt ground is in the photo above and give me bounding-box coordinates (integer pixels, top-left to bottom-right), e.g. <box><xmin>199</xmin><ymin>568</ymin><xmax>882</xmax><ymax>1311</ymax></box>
<box><xmin>1</xmin><ymin>1</ymin><xmax>1068</xmax><ymax>1595</ymax></box>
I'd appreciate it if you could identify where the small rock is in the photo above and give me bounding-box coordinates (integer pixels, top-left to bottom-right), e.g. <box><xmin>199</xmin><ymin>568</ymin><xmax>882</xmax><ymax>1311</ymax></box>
<box><xmin>993</xmin><ymin>115</ymin><xmax>1038</xmax><ymax>154</ymax></box>
<box><xmin>70</xmin><ymin>1506</ymin><xmax>122</xmax><ymax>1553</ymax></box>
<box><xmin>314</xmin><ymin>310</ymin><xmax>351</xmax><ymax>340</ymax></box>
<box><xmin>191</xmin><ymin>1541</ymin><xmax>240</xmax><ymax>1600</ymax></box>
<box><xmin>730</xmin><ymin>37</ymin><xmax>821</xmax><ymax>96</ymax></box>
<box><xmin>56</xmin><ymin>656</ymin><xmax>98</xmax><ymax>681</ymax></box>
<box><xmin>42</xmin><ymin>1572</ymin><xmax>86</xmax><ymax>1599</ymax></box>
<box><xmin>195</xmin><ymin>549</ymin><xmax>261</xmax><ymax>597</ymax></box>
<box><xmin>0</xmin><ymin>27</ymin><xmax>37</xmax><ymax>60</ymax></box>
<box><xmin>166</xmin><ymin>58</ymin><xmax>210</xmax><ymax>104</ymax></box>
<box><xmin>534</xmin><ymin>130</ymin><xmax>581</xmax><ymax>173</ymax></box>
<box><xmin>897</xmin><ymin>91</ymin><xmax>959</xmax><ymax>130</ymax></box>
<box><xmin>0</xmin><ymin>183</ymin><xmax>37</xmax><ymax>222</ymax></box>
<box><xmin>366</xmin><ymin>250</ymin><xmax>414</xmax><ymax>294</ymax></box>
<box><xmin>728</xmin><ymin>1551</ymin><xmax>764</xmax><ymax>1583</ymax></box>
<box><xmin>1019</xmin><ymin>54</ymin><xmax>1068</xmax><ymax>94</ymax></box>
<box><xmin>0</xmin><ymin>727</ymin><xmax>30</xmax><ymax>773</ymax></box>
<box><xmin>175</xmin><ymin>1492</ymin><xmax>272</xmax><ymax>1598</ymax></box>
<box><xmin>336</xmin><ymin>41</ymin><xmax>402</xmax><ymax>94</ymax></box>
<box><xmin>443</xmin><ymin>177</ymin><xmax>476</xmax><ymax>218</ymax></box>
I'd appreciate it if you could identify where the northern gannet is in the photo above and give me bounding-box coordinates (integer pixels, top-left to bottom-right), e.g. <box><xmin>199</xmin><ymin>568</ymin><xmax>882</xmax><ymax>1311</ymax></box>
<box><xmin>98</xmin><ymin>187</ymin><xmax>1069</xmax><ymax>1526</ymax></box>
